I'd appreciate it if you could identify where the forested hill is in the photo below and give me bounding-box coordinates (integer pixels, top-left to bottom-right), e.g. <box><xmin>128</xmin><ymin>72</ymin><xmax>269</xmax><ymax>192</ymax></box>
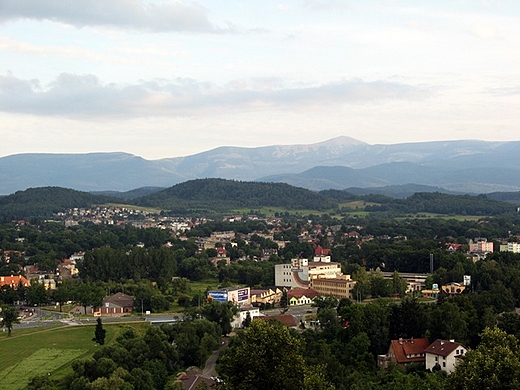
<box><xmin>0</xmin><ymin>183</ymin><xmax>517</xmax><ymax>219</ymax></box>
<box><xmin>0</xmin><ymin>187</ymin><xmax>115</xmax><ymax>219</ymax></box>
<box><xmin>135</xmin><ymin>178</ymin><xmax>338</xmax><ymax>211</ymax></box>
<box><xmin>321</xmin><ymin>190</ymin><xmax>516</xmax><ymax>215</ymax></box>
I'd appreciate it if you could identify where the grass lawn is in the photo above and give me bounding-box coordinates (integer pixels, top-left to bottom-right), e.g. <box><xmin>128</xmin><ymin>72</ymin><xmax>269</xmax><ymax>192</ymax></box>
<box><xmin>0</xmin><ymin>322</ymin><xmax>148</xmax><ymax>389</ymax></box>
<box><xmin>0</xmin><ymin>348</ymin><xmax>86</xmax><ymax>390</ymax></box>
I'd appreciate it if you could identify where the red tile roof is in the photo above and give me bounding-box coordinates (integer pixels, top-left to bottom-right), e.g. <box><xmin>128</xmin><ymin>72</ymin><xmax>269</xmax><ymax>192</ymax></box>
<box><xmin>258</xmin><ymin>314</ymin><xmax>298</xmax><ymax>328</ymax></box>
<box><xmin>389</xmin><ymin>338</ymin><xmax>430</xmax><ymax>364</ymax></box>
<box><xmin>423</xmin><ymin>339</ymin><xmax>463</xmax><ymax>357</ymax></box>
<box><xmin>314</xmin><ymin>246</ymin><xmax>331</xmax><ymax>256</ymax></box>
<box><xmin>0</xmin><ymin>275</ymin><xmax>29</xmax><ymax>288</ymax></box>
<box><xmin>288</xmin><ymin>288</ymin><xmax>319</xmax><ymax>300</ymax></box>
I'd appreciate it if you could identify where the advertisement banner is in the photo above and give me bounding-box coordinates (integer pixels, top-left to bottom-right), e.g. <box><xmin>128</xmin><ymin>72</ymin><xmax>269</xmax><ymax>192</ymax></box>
<box><xmin>237</xmin><ymin>288</ymin><xmax>249</xmax><ymax>302</ymax></box>
<box><xmin>208</xmin><ymin>291</ymin><xmax>228</xmax><ymax>302</ymax></box>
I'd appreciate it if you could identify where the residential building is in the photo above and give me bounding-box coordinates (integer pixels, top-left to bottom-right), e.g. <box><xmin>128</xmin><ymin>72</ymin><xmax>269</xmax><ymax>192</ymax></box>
<box><xmin>231</xmin><ymin>307</ymin><xmax>262</xmax><ymax>328</ymax></box>
<box><xmin>424</xmin><ymin>339</ymin><xmax>467</xmax><ymax>373</ymax></box>
<box><xmin>274</xmin><ymin>258</ymin><xmax>343</xmax><ymax>288</ymax></box>
<box><xmin>313</xmin><ymin>245</ymin><xmax>332</xmax><ymax>262</ymax></box>
<box><xmin>378</xmin><ymin>338</ymin><xmax>430</xmax><ymax>368</ymax></box>
<box><xmin>469</xmin><ymin>238</ymin><xmax>493</xmax><ymax>253</ymax></box>
<box><xmin>100</xmin><ymin>292</ymin><xmax>135</xmax><ymax>316</ymax></box>
<box><xmin>500</xmin><ymin>242</ymin><xmax>520</xmax><ymax>253</ymax></box>
<box><xmin>250</xmin><ymin>288</ymin><xmax>282</xmax><ymax>307</ymax></box>
<box><xmin>257</xmin><ymin>313</ymin><xmax>298</xmax><ymax>329</ymax></box>
<box><xmin>288</xmin><ymin>288</ymin><xmax>319</xmax><ymax>305</ymax></box>
<box><xmin>0</xmin><ymin>275</ymin><xmax>30</xmax><ymax>289</ymax></box>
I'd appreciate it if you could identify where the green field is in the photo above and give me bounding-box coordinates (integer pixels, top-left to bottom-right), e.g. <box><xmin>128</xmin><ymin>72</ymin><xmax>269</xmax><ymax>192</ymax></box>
<box><xmin>0</xmin><ymin>348</ymin><xmax>86</xmax><ymax>390</ymax></box>
<box><xmin>0</xmin><ymin>322</ymin><xmax>148</xmax><ymax>389</ymax></box>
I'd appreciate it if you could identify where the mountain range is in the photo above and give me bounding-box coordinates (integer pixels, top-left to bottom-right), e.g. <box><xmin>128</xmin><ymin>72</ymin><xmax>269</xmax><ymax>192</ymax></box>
<box><xmin>1</xmin><ymin>136</ymin><xmax>520</xmax><ymax>195</ymax></box>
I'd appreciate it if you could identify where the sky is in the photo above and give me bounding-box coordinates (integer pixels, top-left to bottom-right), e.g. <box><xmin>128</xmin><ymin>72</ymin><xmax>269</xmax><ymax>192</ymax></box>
<box><xmin>1</xmin><ymin>0</ymin><xmax>519</xmax><ymax>160</ymax></box>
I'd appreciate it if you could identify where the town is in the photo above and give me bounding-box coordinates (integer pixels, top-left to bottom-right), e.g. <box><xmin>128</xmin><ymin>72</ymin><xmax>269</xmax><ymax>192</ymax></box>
<box><xmin>2</xmin><ymin>198</ymin><xmax>520</xmax><ymax>389</ymax></box>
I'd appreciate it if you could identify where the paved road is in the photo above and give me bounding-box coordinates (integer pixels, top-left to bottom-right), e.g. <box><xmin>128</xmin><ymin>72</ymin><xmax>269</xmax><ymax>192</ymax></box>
<box><xmin>202</xmin><ymin>337</ymin><xmax>229</xmax><ymax>378</ymax></box>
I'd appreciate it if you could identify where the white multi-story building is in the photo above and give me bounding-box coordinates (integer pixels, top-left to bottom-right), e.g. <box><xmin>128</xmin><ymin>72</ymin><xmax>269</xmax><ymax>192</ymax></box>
<box><xmin>500</xmin><ymin>242</ymin><xmax>520</xmax><ymax>253</ymax></box>
<box><xmin>274</xmin><ymin>258</ymin><xmax>343</xmax><ymax>288</ymax></box>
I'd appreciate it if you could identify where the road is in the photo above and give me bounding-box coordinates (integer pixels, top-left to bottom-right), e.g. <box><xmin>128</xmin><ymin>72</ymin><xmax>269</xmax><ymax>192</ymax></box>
<box><xmin>202</xmin><ymin>337</ymin><xmax>229</xmax><ymax>378</ymax></box>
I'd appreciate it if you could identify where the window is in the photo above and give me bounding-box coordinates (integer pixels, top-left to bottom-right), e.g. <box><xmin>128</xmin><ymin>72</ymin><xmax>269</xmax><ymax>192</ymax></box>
<box><xmin>442</xmin><ymin>362</ymin><xmax>446</xmax><ymax>368</ymax></box>
<box><xmin>435</xmin><ymin>356</ymin><xmax>438</xmax><ymax>361</ymax></box>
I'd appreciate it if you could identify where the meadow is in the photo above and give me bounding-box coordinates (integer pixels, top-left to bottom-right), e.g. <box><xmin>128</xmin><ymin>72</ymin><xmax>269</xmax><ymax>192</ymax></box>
<box><xmin>0</xmin><ymin>322</ymin><xmax>147</xmax><ymax>390</ymax></box>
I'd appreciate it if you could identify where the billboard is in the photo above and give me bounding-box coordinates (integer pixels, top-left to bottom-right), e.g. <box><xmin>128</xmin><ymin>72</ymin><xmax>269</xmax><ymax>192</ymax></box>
<box><xmin>237</xmin><ymin>288</ymin><xmax>249</xmax><ymax>302</ymax></box>
<box><xmin>208</xmin><ymin>291</ymin><xmax>228</xmax><ymax>302</ymax></box>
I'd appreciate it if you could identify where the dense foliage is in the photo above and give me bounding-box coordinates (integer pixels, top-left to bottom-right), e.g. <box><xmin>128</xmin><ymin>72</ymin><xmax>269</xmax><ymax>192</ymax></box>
<box><xmin>0</xmin><ymin>187</ymin><xmax>115</xmax><ymax>220</ymax></box>
<box><xmin>136</xmin><ymin>178</ymin><xmax>339</xmax><ymax>211</ymax></box>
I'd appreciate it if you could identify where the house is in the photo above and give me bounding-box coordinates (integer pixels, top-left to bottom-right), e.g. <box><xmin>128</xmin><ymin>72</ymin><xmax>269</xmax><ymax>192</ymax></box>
<box><xmin>288</xmin><ymin>288</ymin><xmax>319</xmax><ymax>305</ymax></box>
<box><xmin>445</xmin><ymin>243</ymin><xmax>463</xmax><ymax>252</ymax></box>
<box><xmin>231</xmin><ymin>307</ymin><xmax>262</xmax><ymax>328</ymax></box>
<box><xmin>250</xmin><ymin>288</ymin><xmax>282</xmax><ymax>307</ymax></box>
<box><xmin>0</xmin><ymin>275</ymin><xmax>30</xmax><ymax>289</ymax></box>
<box><xmin>257</xmin><ymin>313</ymin><xmax>298</xmax><ymax>329</ymax></box>
<box><xmin>100</xmin><ymin>292</ymin><xmax>135</xmax><ymax>316</ymax></box>
<box><xmin>424</xmin><ymin>339</ymin><xmax>467</xmax><ymax>373</ymax></box>
<box><xmin>378</xmin><ymin>338</ymin><xmax>430</xmax><ymax>368</ymax></box>
<box><xmin>175</xmin><ymin>373</ymin><xmax>217</xmax><ymax>389</ymax></box>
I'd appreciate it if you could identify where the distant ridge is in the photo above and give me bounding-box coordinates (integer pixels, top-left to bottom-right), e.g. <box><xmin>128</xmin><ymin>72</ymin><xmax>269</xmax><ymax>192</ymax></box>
<box><xmin>1</xmin><ymin>137</ymin><xmax>520</xmax><ymax>195</ymax></box>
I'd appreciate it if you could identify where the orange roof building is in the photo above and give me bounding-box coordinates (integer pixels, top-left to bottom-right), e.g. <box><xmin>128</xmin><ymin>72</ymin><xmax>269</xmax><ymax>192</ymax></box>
<box><xmin>0</xmin><ymin>275</ymin><xmax>30</xmax><ymax>289</ymax></box>
<box><xmin>378</xmin><ymin>338</ymin><xmax>430</xmax><ymax>368</ymax></box>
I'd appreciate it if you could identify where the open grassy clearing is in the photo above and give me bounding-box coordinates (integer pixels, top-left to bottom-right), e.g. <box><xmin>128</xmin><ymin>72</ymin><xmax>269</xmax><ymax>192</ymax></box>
<box><xmin>0</xmin><ymin>348</ymin><xmax>86</xmax><ymax>390</ymax></box>
<box><xmin>0</xmin><ymin>322</ymin><xmax>149</xmax><ymax>387</ymax></box>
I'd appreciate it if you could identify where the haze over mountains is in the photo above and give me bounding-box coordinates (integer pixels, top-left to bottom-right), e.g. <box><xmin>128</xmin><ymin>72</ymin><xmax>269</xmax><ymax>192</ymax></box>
<box><xmin>1</xmin><ymin>136</ymin><xmax>520</xmax><ymax>195</ymax></box>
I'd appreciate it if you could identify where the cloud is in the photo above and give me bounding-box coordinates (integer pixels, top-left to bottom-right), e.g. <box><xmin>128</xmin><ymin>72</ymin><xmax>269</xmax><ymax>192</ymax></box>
<box><xmin>0</xmin><ymin>0</ymin><xmax>232</xmax><ymax>33</ymax></box>
<box><xmin>0</xmin><ymin>72</ymin><xmax>431</xmax><ymax>119</ymax></box>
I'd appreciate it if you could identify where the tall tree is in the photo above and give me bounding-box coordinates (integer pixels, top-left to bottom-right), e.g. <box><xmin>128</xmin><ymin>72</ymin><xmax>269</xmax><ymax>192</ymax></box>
<box><xmin>450</xmin><ymin>326</ymin><xmax>520</xmax><ymax>390</ymax></box>
<box><xmin>0</xmin><ymin>305</ymin><xmax>20</xmax><ymax>336</ymax></box>
<box><xmin>92</xmin><ymin>317</ymin><xmax>106</xmax><ymax>345</ymax></box>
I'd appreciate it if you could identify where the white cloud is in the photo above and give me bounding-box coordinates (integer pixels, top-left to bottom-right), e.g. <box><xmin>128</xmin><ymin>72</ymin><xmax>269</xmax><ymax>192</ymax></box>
<box><xmin>0</xmin><ymin>73</ymin><xmax>431</xmax><ymax>119</ymax></box>
<box><xmin>0</xmin><ymin>0</ymin><xmax>232</xmax><ymax>33</ymax></box>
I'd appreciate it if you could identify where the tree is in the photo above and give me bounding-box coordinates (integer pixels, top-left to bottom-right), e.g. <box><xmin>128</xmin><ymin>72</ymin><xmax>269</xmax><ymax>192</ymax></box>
<box><xmin>450</xmin><ymin>326</ymin><xmax>520</xmax><ymax>390</ymax></box>
<box><xmin>202</xmin><ymin>301</ymin><xmax>237</xmax><ymax>336</ymax></box>
<box><xmin>242</xmin><ymin>311</ymin><xmax>252</xmax><ymax>328</ymax></box>
<box><xmin>26</xmin><ymin>282</ymin><xmax>49</xmax><ymax>306</ymax></box>
<box><xmin>93</xmin><ymin>317</ymin><xmax>106</xmax><ymax>345</ymax></box>
<box><xmin>0</xmin><ymin>305</ymin><xmax>20</xmax><ymax>336</ymax></box>
<box><xmin>218</xmin><ymin>319</ymin><xmax>306</xmax><ymax>390</ymax></box>
<box><xmin>391</xmin><ymin>270</ymin><xmax>408</xmax><ymax>298</ymax></box>
<box><xmin>280</xmin><ymin>289</ymin><xmax>288</xmax><ymax>311</ymax></box>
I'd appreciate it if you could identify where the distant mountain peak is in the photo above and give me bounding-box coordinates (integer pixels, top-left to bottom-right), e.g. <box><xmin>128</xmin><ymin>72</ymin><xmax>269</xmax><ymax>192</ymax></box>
<box><xmin>271</xmin><ymin>136</ymin><xmax>366</xmax><ymax>158</ymax></box>
<box><xmin>316</xmin><ymin>135</ymin><xmax>367</xmax><ymax>146</ymax></box>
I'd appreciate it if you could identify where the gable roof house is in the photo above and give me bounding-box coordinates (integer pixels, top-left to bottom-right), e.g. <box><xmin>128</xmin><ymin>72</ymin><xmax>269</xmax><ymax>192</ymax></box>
<box><xmin>0</xmin><ymin>275</ymin><xmax>30</xmax><ymax>289</ymax></box>
<box><xmin>100</xmin><ymin>292</ymin><xmax>135</xmax><ymax>316</ymax></box>
<box><xmin>378</xmin><ymin>338</ymin><xmax>430</xmax><ymax>369</ymax></box>
<box><xmin>424</xmin><ymin>339</ymin><xmax>467</xmax><ymax>373</ymax></box>
<box><xmin>288</xmin><ymin>288</ymin><xmax>319</xmax><ymax>306</ymax></box>
<box><xmin>257</xmin><ymin>313</ymin><xmax>299</xmax><ymax>329</ymax></box>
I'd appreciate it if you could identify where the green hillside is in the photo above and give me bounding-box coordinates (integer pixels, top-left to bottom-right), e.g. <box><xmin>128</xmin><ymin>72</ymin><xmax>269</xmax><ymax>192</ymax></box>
<box><xmin>136</xmin><ymin>178</ymin><xmax>338</xmax><ymax>212</ymax></box>
<box><xmin>0</xmin><ymin>187</ymin><xmax>115</xmax><ymax>219</ymax></box>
